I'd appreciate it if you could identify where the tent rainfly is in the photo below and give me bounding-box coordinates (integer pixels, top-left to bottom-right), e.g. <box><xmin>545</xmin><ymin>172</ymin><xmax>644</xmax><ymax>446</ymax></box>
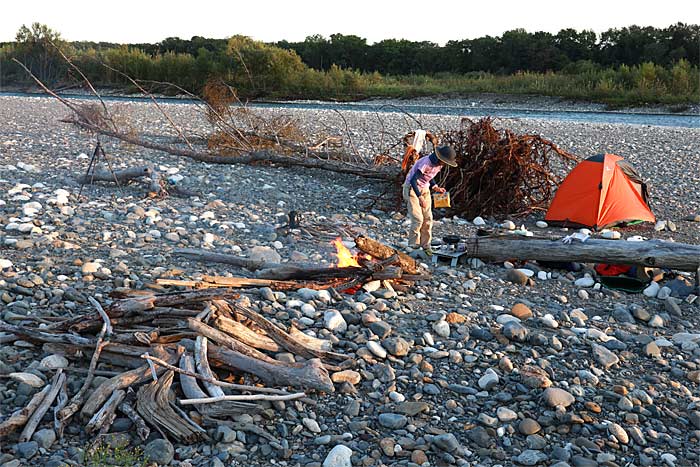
<box><xmin>545</xmin><ymin>153</ymin><xmax>655</xmax><ymax>230</ymax></box>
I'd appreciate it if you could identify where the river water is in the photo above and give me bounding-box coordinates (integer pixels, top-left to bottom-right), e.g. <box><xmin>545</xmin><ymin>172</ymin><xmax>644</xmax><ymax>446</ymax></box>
<box><xmin>2</xmin><ymin>91</ymin><xmax>698</xmax><ymax>128</ymax></box>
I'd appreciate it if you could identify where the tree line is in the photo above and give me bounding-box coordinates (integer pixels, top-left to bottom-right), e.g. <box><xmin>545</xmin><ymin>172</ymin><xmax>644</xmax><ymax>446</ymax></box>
<box><xmin>0</xmin><ymin>23</ymin><xmax>698</xmax><ymax>106</ymax></box>
<box><xmin>275</xmin><ymin>24</ymin><xmax>699</xmax><ymax>75</ymax></box>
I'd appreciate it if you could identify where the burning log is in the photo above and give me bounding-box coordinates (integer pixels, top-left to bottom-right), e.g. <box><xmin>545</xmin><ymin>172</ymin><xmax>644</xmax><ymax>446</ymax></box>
<box><xmin>354</xmin><ymin>235</ymin><xmax>420</xmax><ymax>275</ymax></box>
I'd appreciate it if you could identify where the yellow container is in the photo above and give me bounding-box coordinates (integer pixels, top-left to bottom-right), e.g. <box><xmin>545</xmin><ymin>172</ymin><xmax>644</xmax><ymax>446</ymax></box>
<box><xmin>433</xmin><ymin>192</ymin><xmax>451</xmax><ymax>208</ymax></box>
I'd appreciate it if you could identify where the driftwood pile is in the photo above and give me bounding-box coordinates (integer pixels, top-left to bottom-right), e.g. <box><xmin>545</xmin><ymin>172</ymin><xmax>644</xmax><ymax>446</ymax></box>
<box><xmin>0</xmin><ymin>236</ymin><xmax>427</xmax><ymax>445</ymax></box>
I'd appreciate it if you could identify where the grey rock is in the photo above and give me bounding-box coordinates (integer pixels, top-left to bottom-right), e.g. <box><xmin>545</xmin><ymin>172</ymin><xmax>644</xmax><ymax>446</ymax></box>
<box><xmin>571</xmin><ymin>456</ymin><xmax>598</xmax><ymax>467</ymax></box>
<box><xmin>478</xmin><ymin>368</ymin><xmax>499</xmax><ymax>390</ymax></box>
<box><xmin>514</xmin><ymin>449</ymin><xmax>548</xmax><ymax>465</ymax></box>
<box><xmin>378</xmin><ymin>413</ymin><xmax>407</xmax><ymax>429</ymax></box>
<box><xmin>542</xmin><ymin>387</ymin><xmax>575</xmax><ymax>408</ymax></box>
<box><xmin>382</xmin><ymin>337</ymin><xmax>410</xmax><ymax>357</ymax></box>
<box><xmin>612</xmin><ymin>308</ymin><xmax>635</xmax><ymax>323</ymax></box>
<box><xmin>526</xmin><ymin>434</ymin><xmax>547</xmax><ymax>450</ymax></box>
<box><xmin>368</xmin><ymin>321</ymin><xmax>392</xmax><ymax>339</ymax></box>
<box><xmin>216</xmin><ymin>426</ymin><xmax>237</xmax><ymax>443</ymax></box>
<box><xmin>467</xmin><ymin>426</ymin><xmax>492</xmax><ymax>448</ymax></box>
<box><xmin>322</xmin><ymin>444</ymin><xmax>352</xmax><ymax>467</ymax></box>
<box><xmin>32</xmin><ymin>428</ymin><xmax>56</xmax><ymax>449</ymax></box>
<box><xmin>144</xmin><ymin>438</ymin><xmax>174</xmax><ymax>465</ymax></box>
<box><xmin>15</xmin><ymin>441</ymin><xmax>38</xmax><ymax>459</ymax></box>
<box><xmin>248</xmin><ymin>246</ymin><xmax>281</xmax><ymax>263</ymax></box>
<box><xmin>591</xmin><ymin>343</ymin><xmax>619</xmax><ymax>369</ymax></box>
<box><xmin>688</xmin><ymin>411</ymin><xmax>700</xmax><ymax>429</ymax></box>
<box><xmin>503</xmin><ymin>320</ymin><xmax>528</xmax><ymax>342</ymax></box>
<box><xmin>432</xmin><ymin>433</ymin><xmax>460</xmax><ymax>452</ymax></box>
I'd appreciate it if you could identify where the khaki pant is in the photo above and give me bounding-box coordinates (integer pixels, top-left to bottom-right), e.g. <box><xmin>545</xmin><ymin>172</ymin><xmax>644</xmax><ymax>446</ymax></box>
<box><xmin>403</xmin><ymin>184</ymin><xmax>432</xmax><ymax>249</ymax></box>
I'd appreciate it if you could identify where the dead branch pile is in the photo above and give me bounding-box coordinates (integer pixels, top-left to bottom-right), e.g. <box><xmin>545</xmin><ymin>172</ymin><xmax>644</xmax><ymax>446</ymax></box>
<box><xmin>435</xmin><ymin>118</ymin><xmax>580</xmax><ymax>218</ymax></box>
<box><xmin>0</xmin><ymin>290</ymin><xmax>338</xmax><ymax>445</ymax></box>
<box><xmin>0</xmin><ymin>236</ymin><xmax>425</xmax><ymax>445</ymax></box>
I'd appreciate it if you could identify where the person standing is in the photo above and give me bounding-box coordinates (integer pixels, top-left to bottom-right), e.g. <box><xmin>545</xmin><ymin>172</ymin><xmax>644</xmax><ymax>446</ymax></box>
<box><xmin>403</xmin><ymin>145</ymin><xmax>457</xmax><ymax>255</ymax></box>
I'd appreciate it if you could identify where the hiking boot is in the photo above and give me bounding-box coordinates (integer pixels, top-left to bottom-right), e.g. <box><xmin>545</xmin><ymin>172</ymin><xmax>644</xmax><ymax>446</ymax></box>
<box><xmin>422</xmin><ymin>247</ymin><xmax>434</xmax><ymax>257</ymax></box>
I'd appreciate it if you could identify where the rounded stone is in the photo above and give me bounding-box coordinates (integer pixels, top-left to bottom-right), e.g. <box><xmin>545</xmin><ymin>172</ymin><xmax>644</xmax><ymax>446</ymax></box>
<box><xmin>518</xmin><ymin>418</ymin><xmax>541</xmax><ymax>435</ymax></box>
<box><xmin>542</xmin><ymin>387</ymin><xmax>575</xmax><ymax>408</ymax></box>
<box><xmin>144</xmin><ymin>438</ymin><xmax>174</xmax><ymax>465</ymax></box>
<box><xmin>511</xmin><ymin>303</ymin><xmax>533</xmax><ymax>320</ymax></box>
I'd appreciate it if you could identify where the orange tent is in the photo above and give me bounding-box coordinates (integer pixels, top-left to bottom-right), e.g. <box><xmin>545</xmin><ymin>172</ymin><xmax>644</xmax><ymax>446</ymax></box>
<box><xmin>545</xmin><ymin>154</ymin><xmax>655</xmax><ymax>230</ymax></box>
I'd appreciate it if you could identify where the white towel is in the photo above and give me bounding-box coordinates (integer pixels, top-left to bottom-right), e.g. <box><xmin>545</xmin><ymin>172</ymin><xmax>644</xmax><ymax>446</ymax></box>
<box><xmin>411</xmin><ymin>129</ymin><xmax>427</xmax><ymax>154</ymax></box>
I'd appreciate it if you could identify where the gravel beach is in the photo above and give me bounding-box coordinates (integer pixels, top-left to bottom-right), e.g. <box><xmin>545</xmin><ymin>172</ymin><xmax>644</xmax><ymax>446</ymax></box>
<box><xmin>1</xmin><ymin>94</ymin><xmax>700</xmax><ymax>467</ymax></box>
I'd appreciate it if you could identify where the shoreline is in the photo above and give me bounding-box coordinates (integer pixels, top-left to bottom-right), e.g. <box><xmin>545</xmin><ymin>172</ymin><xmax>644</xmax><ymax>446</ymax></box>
<box><xmin>2</xmin><ymin>86</ymin><xmax>698</xmax><ymax>117</ymax></box>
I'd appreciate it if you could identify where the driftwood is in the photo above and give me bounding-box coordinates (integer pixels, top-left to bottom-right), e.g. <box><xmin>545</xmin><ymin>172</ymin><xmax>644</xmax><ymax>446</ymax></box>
<box><xmin>76</xmin><ymin>165</ymin><xmax>162</xmax><ymax>193</ymax></box>
<box><xmin>118</xmin><ymin>395</ymin><xmax>150</xmax><ymax>441</ymax></box>
<box><xmin>467</xmin><ymin>236</ymin><xmax>700</xmax><ymax>272</ymax></box>
<box><xmin>289</xmin><ymin>327</ymin><xmax>332</xmax><ymax>351</ymax></box>
<box><xmin>179</xmin><ymin>353</ymin><xmax>210</xmax><ymax>400</ymax></box>
<box><xmin>208</xmin><ymin>344</ymin><xmax>334</xmax><ymax>393</ymax></box>
<box><xmin>227</xmin><ymin>302</ymin><xmax>347</xmax><ymax>363</ymax></box>
<box><xmin>81</xmin><ymin>345</ymin><xmax>180</xmax><ymax>420</ymax></box>
<box><xmin>136</xmin><ymin>371</ymin><xmax>206</xmax><ymax>443</ymax></box>
<box><xmin>145</xmin><ymin>353</ymin><xmax>310</xmax><ymax>400</ymax></box>
<box><xmin>0</xmin><ymin>385</ymin><xmax>51</xmax><ymax>436</ymax></box>
<box><xmin>108</xmin><ymin>288</ymin><xmax>238</xmax><ymax>314</ymax></box>
<box><xmin>85</xmin><ymin>389</ymin><xmax>125</xmax><ymax>435</ymax></box>
<box><xmin>214</xmin><ymin>315</ymin><xmax>281</xmax><ymax>352</ymax></box>
<box><xmin>355</xmin><ymin>235</ymin><xmax>419</xmax><ymax>275</ymax></box>
<box><xmin>56</xmin><ymin>297</ymin><xmax>113</xmax><ymax>432</ymax></box>
<box><xmin>194</xmin><ymin>337</ymin><xmax>225</xmax><ymax>398</ymax></box>
<box><xmin>20</xmin><ymin>370</ymin><xmax>66</xmax><ymax>442</ymax></box>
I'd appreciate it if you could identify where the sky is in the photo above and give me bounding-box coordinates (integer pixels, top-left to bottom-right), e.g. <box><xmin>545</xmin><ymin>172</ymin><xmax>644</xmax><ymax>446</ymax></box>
<box><xmin>1</xmin><ymin>0</ymin><xmax>698</xmax><ymax>45</ymax></box>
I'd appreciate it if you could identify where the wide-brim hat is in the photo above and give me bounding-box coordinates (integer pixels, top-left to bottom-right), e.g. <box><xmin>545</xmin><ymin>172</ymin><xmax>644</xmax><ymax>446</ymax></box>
<box><xmin>435</xmin><ymin>145</ymin><xmax>458</xmax><ymax>167</ymax></box>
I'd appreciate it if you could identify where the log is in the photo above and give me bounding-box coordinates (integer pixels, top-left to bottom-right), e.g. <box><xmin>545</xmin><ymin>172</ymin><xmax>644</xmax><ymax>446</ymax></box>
<box><xmin>179</xmin><ymin>353</ymin><xmax>209</xmax><ymax>400</ymax></box>
<box><xmin>208</xmin><ymin>344</ymin><xmax>334</xmax><ymax>393</ymax></box>
<box><xmin>108</xmin><ymin>288</ymin><xmax>238</xmax><ymax>314</ymax></box>
<box><xmin>173</xmin><ymin>248</ymin><xmax>277</xmax><ymax>271</ymax></box>
<box><xmin>173</xmin><ymin>249</ymin><xmax>366</xmax><ymax>281</ymax></box>
<box><xmin>61</xmin><ymin>118</ymin><xmax>399</xmax><ymax>180</ymax></box>
<box><xmin>0</xmin><ymin>385</ymin><xmax>51</xmax><ymax>436</ymax></box>
<box><xmin>466</xmin><ymin>236</ymin><xmax>700</xmax><ymax>271</ymax></box>
<box><xmin>76</xmin><ymin>165</ymin><xmax>162</xmax><ymax>193</ymax></box>
<box><xmin>214</xmin><ymin>315</ymin><xmax>281</xmax><ymax>353</ymax></box>
<box><xmin>289</xmin><ymin>327</ymin><xmax>332</xmax><ymax>352</ymax></box>
<box><xmin>355</xmin><ymin>236</ymin><xmax>419</xmax><ymax>275</ymax></box>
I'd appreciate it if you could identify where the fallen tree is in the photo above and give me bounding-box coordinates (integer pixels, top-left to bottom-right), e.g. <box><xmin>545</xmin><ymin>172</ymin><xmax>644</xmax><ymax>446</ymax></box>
<box><xmin>466</xmin><ymin>235</ymin><xmax>700</xmax><ymax>272</ymax></box>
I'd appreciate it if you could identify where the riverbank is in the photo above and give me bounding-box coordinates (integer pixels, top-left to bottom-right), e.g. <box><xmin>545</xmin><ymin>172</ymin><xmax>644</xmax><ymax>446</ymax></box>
<box><xmin>1</xmin><ymin>95</ymin><xmax>700</xmax><ymax>467</ymax></box>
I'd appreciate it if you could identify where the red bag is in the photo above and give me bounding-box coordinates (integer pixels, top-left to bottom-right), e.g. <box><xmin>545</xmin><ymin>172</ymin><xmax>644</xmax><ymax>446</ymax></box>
<box><xmin>595</xmin><ymin>263</ymin><xmax>633</xmax><ymax>277</ymax></box>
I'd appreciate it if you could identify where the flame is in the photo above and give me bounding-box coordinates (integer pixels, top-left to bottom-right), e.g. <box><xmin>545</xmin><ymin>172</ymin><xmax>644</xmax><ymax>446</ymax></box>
<box><xmin>332</xmin><ymin>237</ymin><xmax>361</xmax><ymax>268</ymax></box>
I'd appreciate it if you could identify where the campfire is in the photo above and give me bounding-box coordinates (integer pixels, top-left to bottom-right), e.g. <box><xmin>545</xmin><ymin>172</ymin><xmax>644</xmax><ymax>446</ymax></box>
<box><xmin>164</xmin><ymin>236</ymin><xmax>426</xmax><ymax>293</ymax></box>
<box><xmin>331</xmin><ymin>237</ymin><xmax>371</xmax><ymax>268</ymax></box>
